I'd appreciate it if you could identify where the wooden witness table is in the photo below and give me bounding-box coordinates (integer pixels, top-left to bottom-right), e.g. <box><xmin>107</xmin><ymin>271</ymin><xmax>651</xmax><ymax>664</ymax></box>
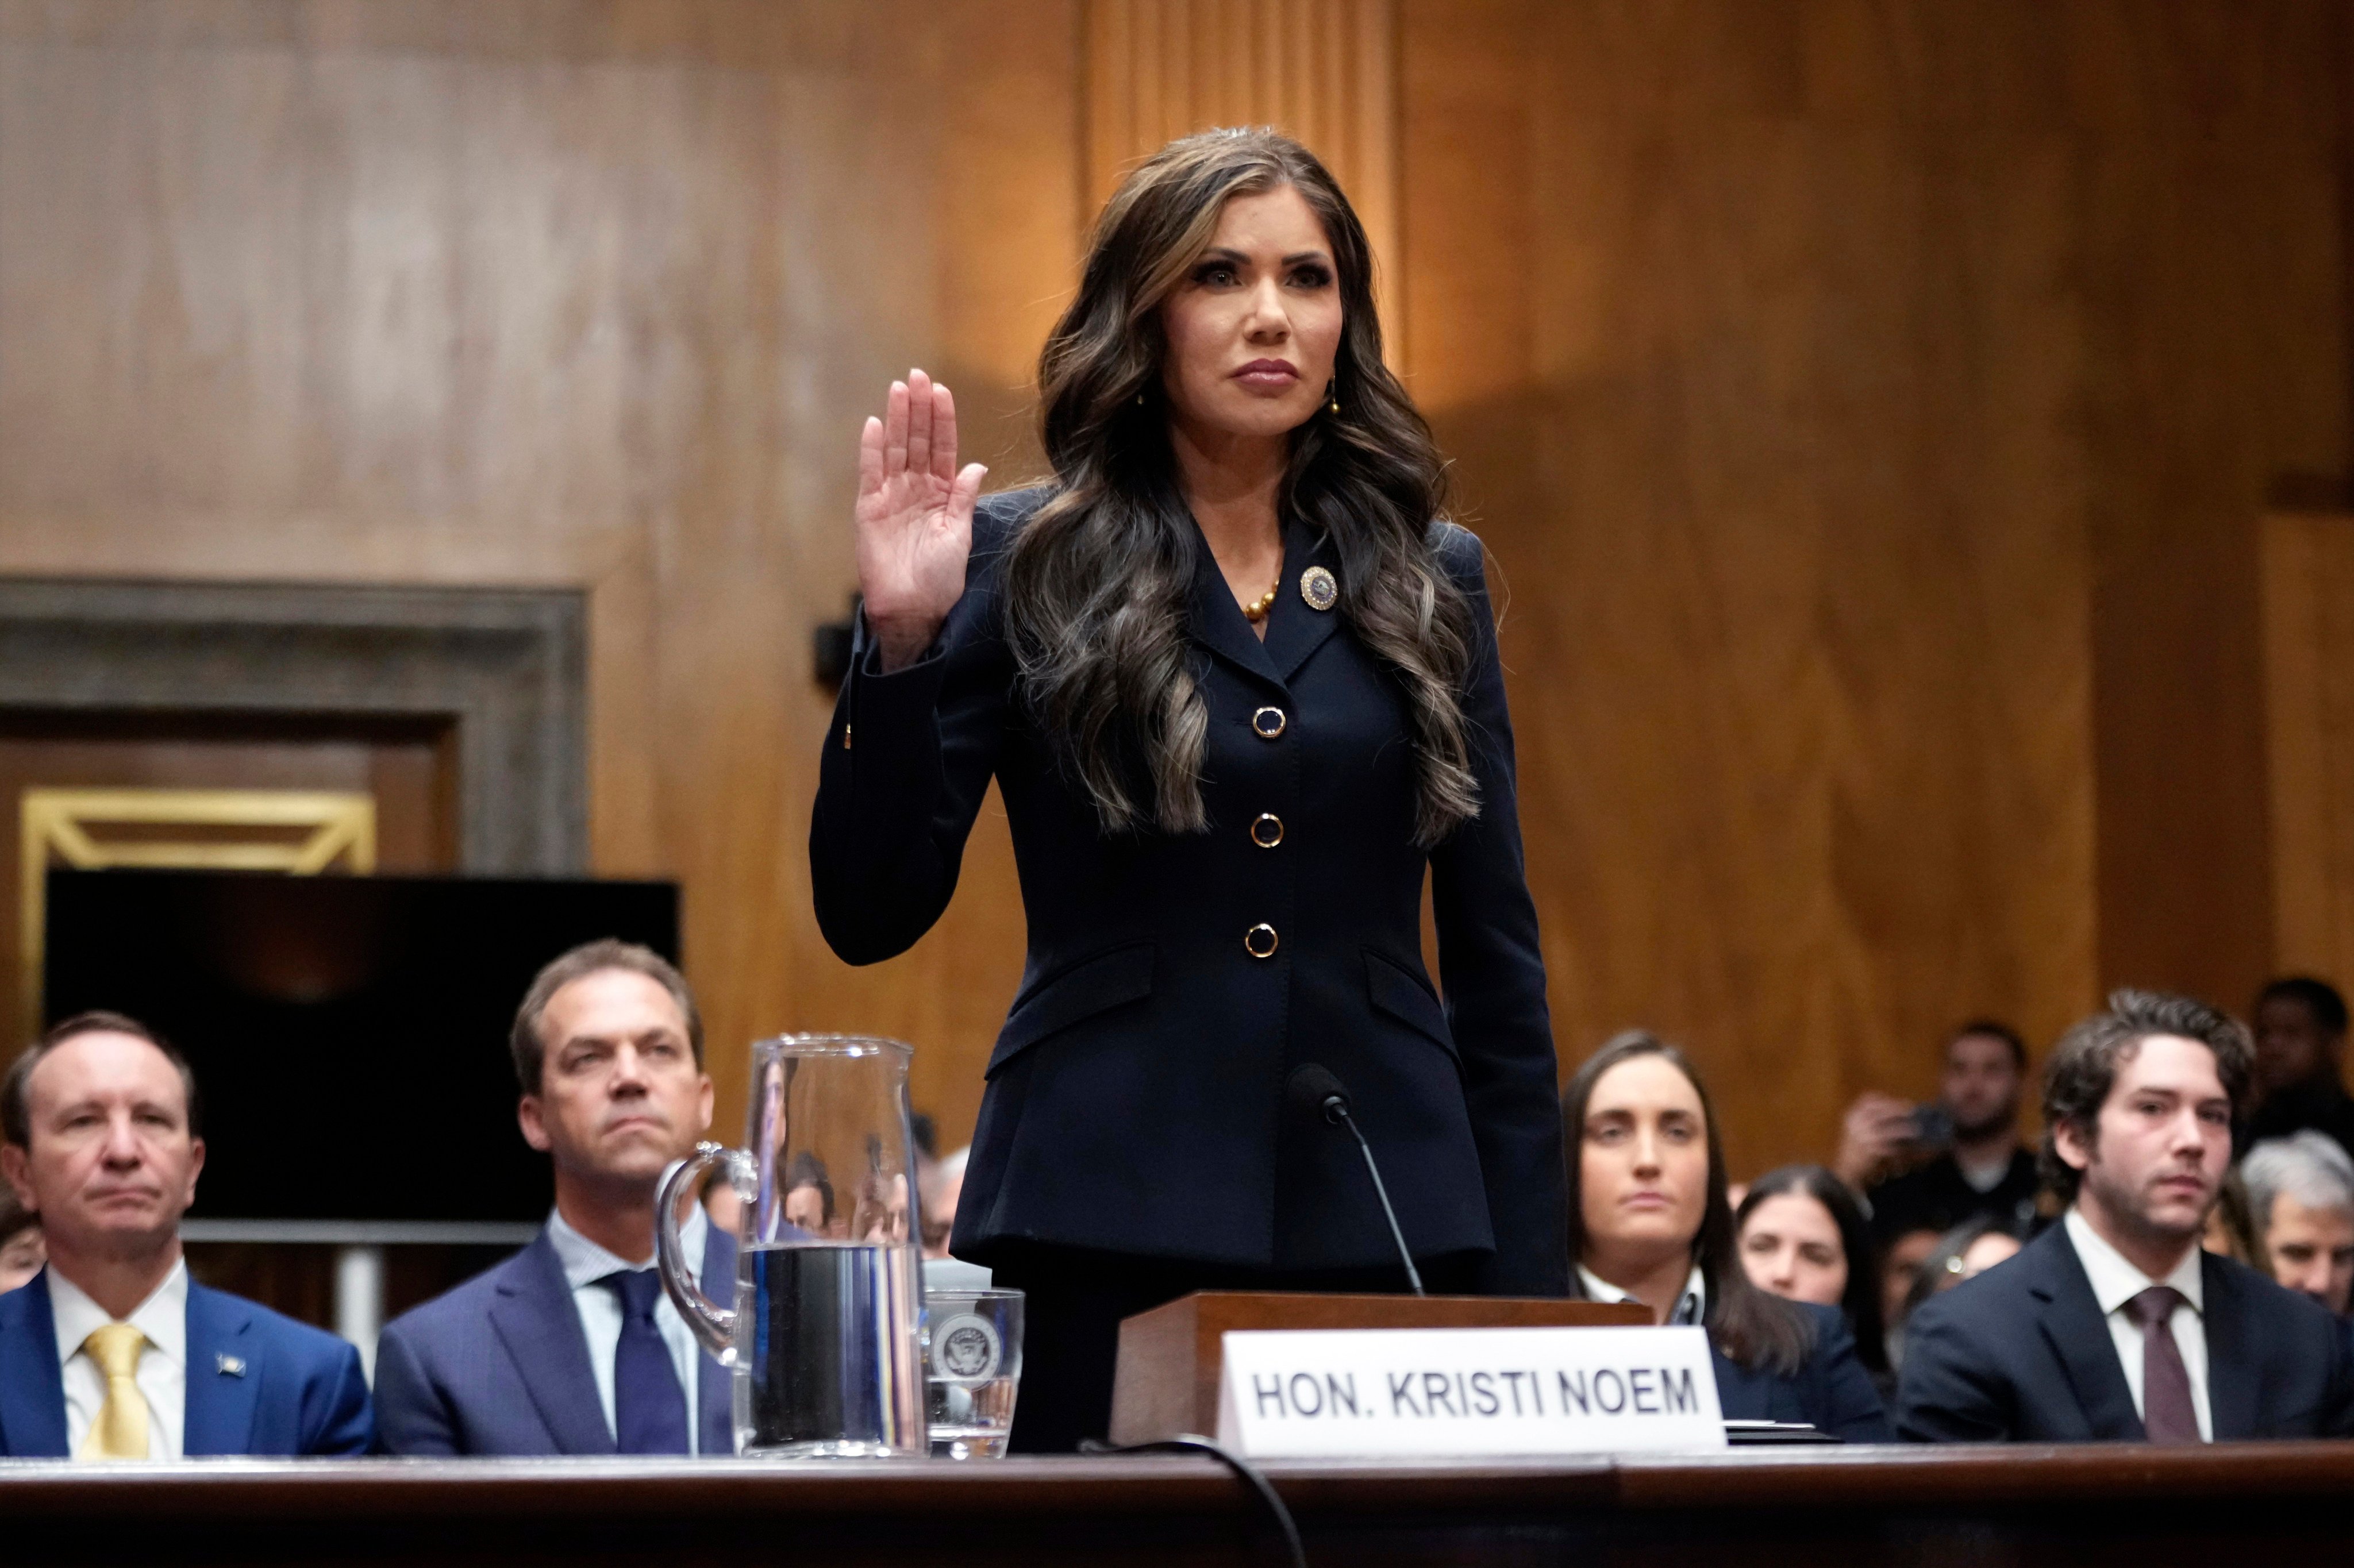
<box><xmin>3</xmin><ymin>1444</ymin><xmax>2349</xmax><ymax>1566</ymax></box>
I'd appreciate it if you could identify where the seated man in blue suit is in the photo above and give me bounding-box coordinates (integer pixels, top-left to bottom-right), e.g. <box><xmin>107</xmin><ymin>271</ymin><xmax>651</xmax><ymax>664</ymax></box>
<box><xmin>375</xmin><ymin>941</ymin><xmax>734</xmax><ymax>1455</ymax></box>
<box><xmin>1899</xmin><ymin>989</ymin><xmax>2354</xmax><ymax>1442</ymax></box>
<box><xmin>0</xmin><ymin>1012</ymin><xmax>371</xmax><ymax>1458</ymax></box>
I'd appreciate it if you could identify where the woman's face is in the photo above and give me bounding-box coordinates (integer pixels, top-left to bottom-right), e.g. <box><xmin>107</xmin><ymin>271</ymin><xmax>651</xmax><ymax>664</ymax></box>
<box><xmin>1579</xmin><ymin>1055</ymin><xmax>1711</xmax><ymax>1269</ymax></box>
<box><xmin>1738</xmin><ymin>1191</ymin><xmax>1849</xmax><ymax>1307</ymax></box>
<box><xmin>1158</xmin><ymin>184</ymin><xmax>1344</xmax><ymax>448</ymax></box>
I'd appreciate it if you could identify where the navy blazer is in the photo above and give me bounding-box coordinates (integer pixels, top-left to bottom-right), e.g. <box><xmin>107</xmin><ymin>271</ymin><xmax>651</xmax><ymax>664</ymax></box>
<box><xmin>0</xmin><ymin>1268</ymin><xmax>372</xmax><ymax>1458</ymax></box>
<box><xmin>1712</xmin><ymin>1300</ymin><xmax>1892</xmax><ymax>1442</ymax></box>
<box><xmin>1896</xmin><ymin>1220</ymin><xmax>2354</xmax><ymax>1441</ymax></box>
<box><xmin>811</xmin><ymin>491</ymin><xmax>1567</xmax><ymax>1293</ymax></box>
<box><xmin>371</xmin><ymin>1226</ymin><xmax>736</xmax><ymax>1457</ymax></box>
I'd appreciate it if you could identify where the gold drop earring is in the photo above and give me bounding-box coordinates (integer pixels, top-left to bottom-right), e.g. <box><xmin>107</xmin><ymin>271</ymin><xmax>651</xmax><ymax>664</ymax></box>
<box><xmin>1326</xmin><ymin>381</ymin><xmax>1340</xmax><ymax>415</ymax></box>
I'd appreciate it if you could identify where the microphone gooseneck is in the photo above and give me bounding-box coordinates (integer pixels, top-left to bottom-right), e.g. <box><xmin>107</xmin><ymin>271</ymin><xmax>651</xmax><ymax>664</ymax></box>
<box><xmin>1286</xmin><ymin>1062</ymin><xmax>1425</xmax><ymax>1297</ymax></box>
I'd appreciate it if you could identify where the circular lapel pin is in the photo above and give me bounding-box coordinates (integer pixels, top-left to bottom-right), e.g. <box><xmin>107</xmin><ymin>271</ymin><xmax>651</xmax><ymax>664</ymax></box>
<box><xmin>1299</xmin><ymin>565</ymin><xmax>1337</xmax><ymax>611</ymax></box>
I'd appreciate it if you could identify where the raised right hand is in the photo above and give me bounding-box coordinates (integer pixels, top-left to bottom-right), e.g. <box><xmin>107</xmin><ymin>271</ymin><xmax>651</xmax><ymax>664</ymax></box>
<box><xmin>855</xmin><ymin>369</ymin><xmax>986</xmax><ymax>673</ymax></box>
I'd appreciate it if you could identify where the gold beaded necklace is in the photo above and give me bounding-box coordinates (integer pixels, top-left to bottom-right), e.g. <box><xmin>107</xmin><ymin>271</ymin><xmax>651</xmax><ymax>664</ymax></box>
<box><xmin>1241</xmin><ymin>569</ymin><xmax>1282</xmax><ymax>623</ymax></box>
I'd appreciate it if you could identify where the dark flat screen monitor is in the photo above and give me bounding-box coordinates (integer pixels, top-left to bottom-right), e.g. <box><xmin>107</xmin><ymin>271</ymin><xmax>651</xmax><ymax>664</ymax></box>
<box><xmin>43</xmin><ymin>869</ymin><xmax>679</xmax><ymax>1224</ymax></box>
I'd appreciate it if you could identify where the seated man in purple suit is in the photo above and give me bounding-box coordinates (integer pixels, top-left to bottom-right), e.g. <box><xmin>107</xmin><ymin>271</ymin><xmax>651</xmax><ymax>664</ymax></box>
<box><xmin>374</xmin><ymin>941</ymin><xmax>735</xmax><ymax>1456</ymax></box>
<box><xmin>0</xmin><ymin>1012</ymin><xmax>371</xmax><ymax>1458</ymax></box>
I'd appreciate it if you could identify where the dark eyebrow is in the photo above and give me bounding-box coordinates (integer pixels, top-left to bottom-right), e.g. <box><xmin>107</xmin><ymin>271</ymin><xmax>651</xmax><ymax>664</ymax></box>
<box><xmin>1192</xmin><ymin>248</ymin><xmax>1333</xmax><ymax>268</ymax></box>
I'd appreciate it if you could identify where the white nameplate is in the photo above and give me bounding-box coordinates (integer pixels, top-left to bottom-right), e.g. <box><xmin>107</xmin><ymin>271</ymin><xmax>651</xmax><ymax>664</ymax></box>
<box><xmin>1214</xmin><ymin>1326</ymin><xmax>1726</xmax><ymax>1458</ymax></box>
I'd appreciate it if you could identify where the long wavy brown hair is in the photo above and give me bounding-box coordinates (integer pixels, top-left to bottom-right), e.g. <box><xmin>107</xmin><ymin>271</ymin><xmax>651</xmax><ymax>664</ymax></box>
<box><xmin>1003</xmin><ymin>128</ymin><xmax>1480</xmax><ymax>846</ymax></box>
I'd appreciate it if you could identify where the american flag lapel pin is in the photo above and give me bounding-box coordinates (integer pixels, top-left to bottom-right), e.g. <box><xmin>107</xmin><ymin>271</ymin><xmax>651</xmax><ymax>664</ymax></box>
<box><xmin>216</xmin><ymin>1354</ymin><xmax>247</xmax><ymax>1378</ymax></box>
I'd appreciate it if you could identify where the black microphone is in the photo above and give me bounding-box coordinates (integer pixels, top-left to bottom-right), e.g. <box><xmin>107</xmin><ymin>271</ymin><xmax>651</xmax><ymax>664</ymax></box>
<box><xmin>1287</xmin><ymin>1063</ymin><xmax>1424</xmax><ymax>1296</ymax></box>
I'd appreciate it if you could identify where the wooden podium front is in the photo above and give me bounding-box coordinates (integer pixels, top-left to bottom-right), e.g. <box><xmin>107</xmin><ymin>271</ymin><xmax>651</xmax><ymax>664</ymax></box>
<box><xmin>1107</xmin><ymin>1291</ymin><xmax>1651</xmax><ymax>1445</ymax></box>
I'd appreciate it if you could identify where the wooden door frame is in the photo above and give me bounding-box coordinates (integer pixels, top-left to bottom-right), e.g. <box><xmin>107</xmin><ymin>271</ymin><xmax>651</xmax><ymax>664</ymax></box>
<box><xmin>0</xmin><ymin>579</ymin><xmax>586</xmax><ymax>875</ymax></box>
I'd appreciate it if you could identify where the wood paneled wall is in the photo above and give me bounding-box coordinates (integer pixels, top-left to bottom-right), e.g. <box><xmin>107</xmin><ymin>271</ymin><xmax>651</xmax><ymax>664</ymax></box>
<box><xmin>3</xmin><ymin>0</ymin><xmax>2349</xmax><ymax>1176</ymax></box>
<box><xmin>1399</xmin><ymin>0</ymin><xmax>2353</xmax><ymax>1169</ymax></box>
<box><xmin>2265</xmin><ymin>513</ymin><xmax>2354</xmax><ymax>996</ymax></box>
<box><xmin>0</xmin><ymin>0</ymin><xmax>1080</xmax><ymax>1147</ymax></box>
<box><xmin>1083</xmin><ymin>0</ymin><xmax>1398</xmax><ymax>325</ymax></box>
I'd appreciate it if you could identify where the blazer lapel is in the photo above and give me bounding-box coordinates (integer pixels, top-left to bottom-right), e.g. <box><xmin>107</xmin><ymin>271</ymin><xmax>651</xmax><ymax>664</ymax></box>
<box><xmin>1186</xmin><ymin>531</ymin><xmax>1286</xmax><ymax>689</ymax></box>
<box><xmin>183</xmin><ymin>1284</ymin><xmax>260</xmax><ymax>1457</ymax></box>
<box><xmin>1261</xmin><ymin>525</ymin><xmax>1345</xmax><ymax>683</ymax></box>
<box><xmin>0</xmin><ymin>1272</ymin><xmax>71</xmax><ymax>1457</ymax></box>
<box><xmin>2028</xmin><ymin>1226</ymin><xmax>2144</xmax><ymax>1440</ymax></box>
<box><xmin>696</xmin><ymin>1228</ymin><xmax>737</xmax><ymax>1455</ymax></box>
<box><xmin>490</xmin><ymin>1231</ymin><xmax>616</xmax><ymax>1456</ymax></box>
<box><xmin>2199</xmin><ymin>1253</ymin><xmax>2258</xmax><ymax>1440</ymax></box>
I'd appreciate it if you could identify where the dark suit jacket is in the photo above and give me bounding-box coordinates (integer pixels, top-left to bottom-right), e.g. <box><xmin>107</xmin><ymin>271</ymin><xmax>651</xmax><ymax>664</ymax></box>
<box><xmin>0</xmin><ymin>1268</ymin><xmax>372</xmax><ymax>1457</ymax></box>
<box><xmin>1896</xmin><ymin>1220</ymin><xmax>2354</xmax><ymax>1441</ymax></box>
<box><xmin>372</xmin><ymin>1227</ymin><xmax>736</xmax><ymax>1456</ymax></box>
<box><xmin>1713</xmin><ymin>1301</ymin><xmax>1893</xmax><ymax>1442</ymax></box>
<box><xmin>811</xmin><ymin>491</ymin><xmax>1567</xmax><ymax>1293</ymax></box>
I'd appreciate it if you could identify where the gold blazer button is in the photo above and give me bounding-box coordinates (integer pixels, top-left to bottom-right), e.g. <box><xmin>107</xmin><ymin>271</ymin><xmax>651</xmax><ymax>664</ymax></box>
<box><xmin>1244</xmin><ymin>923</ymin><xmax>1280</xmax><ymax>959</ymax></box>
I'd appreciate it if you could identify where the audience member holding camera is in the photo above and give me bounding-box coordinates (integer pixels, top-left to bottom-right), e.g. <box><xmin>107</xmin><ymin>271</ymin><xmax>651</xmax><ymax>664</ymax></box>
<box><xmin>0</xmin><ymin>1013</ymin><xmax>371</xmax><ymax>1459</ymax></box>
<box><xmin>1563</xmin><ymin>1032</ymin><xmax>1891</xmax><ymax>1441</ymax></box>
<box><xmin>1897</xmin><ymin>991</ymin><xmax>2354</xmax><ymax>1442</ymax></box>
<box><xmin>1836</xmin><ymin>1021</ymin><xmax>2040</xmax><ymax>1248</ymax></box>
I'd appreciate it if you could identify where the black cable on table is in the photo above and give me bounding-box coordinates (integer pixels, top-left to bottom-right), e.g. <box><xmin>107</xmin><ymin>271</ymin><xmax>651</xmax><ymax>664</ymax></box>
<box><xmin>1077</xmin><ymin>1433</ymin><xmax>1307</xmax><ymax>1568</ymax></box>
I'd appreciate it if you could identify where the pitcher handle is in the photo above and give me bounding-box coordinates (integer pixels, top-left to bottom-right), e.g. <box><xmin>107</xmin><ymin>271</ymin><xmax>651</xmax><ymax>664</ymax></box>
<box><xmin>657</xmin><ymin>1141</ymin><xmax>749</xmax><ymax>1363</ymax></box>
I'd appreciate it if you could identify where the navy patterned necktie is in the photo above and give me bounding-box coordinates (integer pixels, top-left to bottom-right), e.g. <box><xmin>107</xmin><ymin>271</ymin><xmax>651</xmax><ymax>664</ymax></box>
<box><xmin>602</xmin><ymin>1269</ymin><xmax>691</xmax><ymax>1455</ymax></box>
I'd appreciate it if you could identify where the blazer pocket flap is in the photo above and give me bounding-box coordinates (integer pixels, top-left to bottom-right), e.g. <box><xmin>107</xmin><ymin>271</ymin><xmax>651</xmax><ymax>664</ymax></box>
<box><xmin>1364</xmin><ymin>949</ymin><xmax>1456</xmax><ymax>1060</ymax></box>
<box><xmin>986</xmin><ymin>943</ymin><xmax>1156</xmax><ymax>1077</ymax></box>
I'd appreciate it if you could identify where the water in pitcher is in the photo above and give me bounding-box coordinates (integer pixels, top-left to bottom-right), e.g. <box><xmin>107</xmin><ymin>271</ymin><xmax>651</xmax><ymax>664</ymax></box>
<box><xmin>734</xmin><ymin>1241</ymin><xmax>926</xmax><ymax>1457</ymax></box>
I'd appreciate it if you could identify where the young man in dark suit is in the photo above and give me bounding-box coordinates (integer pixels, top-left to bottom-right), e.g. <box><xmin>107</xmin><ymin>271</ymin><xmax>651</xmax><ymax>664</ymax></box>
<box><xmin>0</xmin><ymin>1013</ymin><xmax>372</xmax><ymax>1458</ymax></box>
<box><xmin>1898</xmin><ymin>990</ymin><xmax>2354</xmax><ymax>1442</ymax></box>
<box><xmin>373</xmin><ymin>941</ymin><xmax>734</xmax><ymax>1456</ymax></box>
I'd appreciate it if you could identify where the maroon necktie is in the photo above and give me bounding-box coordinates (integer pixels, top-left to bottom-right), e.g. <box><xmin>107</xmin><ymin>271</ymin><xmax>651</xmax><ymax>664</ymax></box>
<box><xmin>2124</xmin><ymin>1286</ymin><xmax>2201</xmax><ymax>1444</ymax></box>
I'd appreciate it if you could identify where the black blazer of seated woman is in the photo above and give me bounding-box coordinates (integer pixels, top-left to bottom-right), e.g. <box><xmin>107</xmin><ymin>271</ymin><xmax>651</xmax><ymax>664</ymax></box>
<box><xmin>810</xmin><ymin>129</ymin><xmax>1567</xmax><ymax>1451</ymax></box>
<box><xmin>1560</xmin><ymin>1032</ymin><xmax>1892</xmax><ymax>1443</ymax></box>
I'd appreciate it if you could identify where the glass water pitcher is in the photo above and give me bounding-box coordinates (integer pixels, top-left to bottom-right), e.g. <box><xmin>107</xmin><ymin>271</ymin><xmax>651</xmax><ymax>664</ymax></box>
<box><xmin>656</xmin><ymin>1034</ymin><xmax>928</xmax><ymax>1458</ymax></box>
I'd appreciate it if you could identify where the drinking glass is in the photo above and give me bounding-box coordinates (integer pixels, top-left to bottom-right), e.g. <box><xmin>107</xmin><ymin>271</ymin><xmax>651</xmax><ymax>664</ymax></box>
<box><xmin>926</xmin><ymin>1287</ymin><xmax>1024</xmax><ymax>1459</ymax></box>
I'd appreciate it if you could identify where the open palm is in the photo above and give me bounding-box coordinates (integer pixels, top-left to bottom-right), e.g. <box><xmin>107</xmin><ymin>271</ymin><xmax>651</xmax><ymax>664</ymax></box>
<box><xmin>856</xmin><ymin>368</ymin><xmax>985</xmax><ymax>671</ymax></box>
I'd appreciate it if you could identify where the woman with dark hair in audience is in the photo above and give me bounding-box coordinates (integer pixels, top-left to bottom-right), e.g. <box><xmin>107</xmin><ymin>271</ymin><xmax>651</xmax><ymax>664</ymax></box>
<box><xmin>1563</xmin><ymin>1032</ymin><xmax>1891</xmax><ymax>1440</ymax></box>
<box><xmin>1736</xmin><ymin>1164</ymin><xmax>1891</xmax><ymax>1391</ymax></box>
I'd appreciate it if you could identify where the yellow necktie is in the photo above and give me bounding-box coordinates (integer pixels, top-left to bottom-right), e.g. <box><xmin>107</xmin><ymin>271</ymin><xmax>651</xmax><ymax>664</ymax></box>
<box><xmin>79</xmin><ymin>1322</ymin><xmax>150</xmax><ymax>1461</ymax></box>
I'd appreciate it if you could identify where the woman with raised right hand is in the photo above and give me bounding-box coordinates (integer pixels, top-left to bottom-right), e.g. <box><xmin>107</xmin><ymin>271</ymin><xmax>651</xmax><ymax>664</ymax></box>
<box><xmin>811</xmin><ymin>128</ymin><xmax>1566</xmax><ymax>1452</ymax></box>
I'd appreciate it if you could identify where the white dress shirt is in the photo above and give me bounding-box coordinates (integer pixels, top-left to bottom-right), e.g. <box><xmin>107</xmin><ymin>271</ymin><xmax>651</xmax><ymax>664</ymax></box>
<box><xmin>48</xmin><ymin>1260</ymin><xmax>189</xmax><ymax>1461</ymax></box>
<box><xmin>544</xmin><ymin>1204</ymin><xmax>710</xmax><ymax>1454</ymax></box>
<box><xmin>1578</xmin><ymin>1262</ymin><xmax>1707</xmax><ymax>1326</ymax></box>
<box><xmin>2062</xmin><ymin>1207</ymin><xmax>2211</xmax><ymax>1441</ymax></box>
